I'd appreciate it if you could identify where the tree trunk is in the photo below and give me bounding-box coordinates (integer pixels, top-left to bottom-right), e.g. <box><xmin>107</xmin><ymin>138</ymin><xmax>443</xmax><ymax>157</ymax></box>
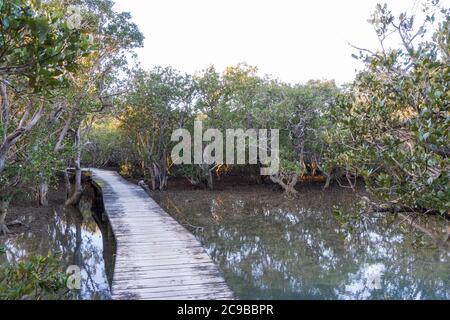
<box><xmin>0</xmin><ymin>153</ymin><xmax>6</xmax><ymax>175</ymax></box>
<box><xmin>160</xmin><ymin>158</ymin><xmax>169</xmax><ymax>190</ymax></box>
<box><xmin>65</xmin><ymin>167</ymin><xmax>83</xmax><ymax>206</ymax></box>
<box><xmin>285</xmin><ymin>174</ymin><xmax>299</xmax><ymax>196</ymax></box>
<box><xmin>148</xmin><ymin>162</ymin><xmax>168</xmax><ymax>191</ymax></box>
<box><xmin>251</xmin><ymin>165</ymin><xmax>263</xmax><ymax>184</ymax></box>
<box><xmin>323</xmin><ymin>173</ymin><xmax>331</xmax><ymax>190</ymax></box>
<box><xmin>148</xmin><ymin>165</ymin><xmax>157</xmax><ymax>190</ymax></box>
<box><xmin>64</xmin><ymin>169</ymin><xmax>72</xmax><ymax>199</ymax></box>
<box><xmin>160</xmin><ymin>171</ymin><xmax>168</xmax><ymax>190</ymax></box>
<box><xmin>0</xmin><ymin>95</ymin><xmax>44</xmax><ymax>174</ymax></box>
<box><xmin>38</xmin><ymin>178</ymin><xmax>49</xmax><ymax>206</ymax></box>
<box><xmin>299</xmin><ymin>142</ymin><xmax>306</xmax><ymax>173</ymax></box>
<box><xmin>65</xmin><ymin>126</ymin><xmax>83</xmax><ymax>206</ymax></box>
<box><xmin>200</xmin><ymin>164</ymin><xmax>214</xmax><ymax>190</ymax></box>
<box><xmin>206</xmin><ymin>172</ymin><xmax>214</xmax><ymax>190</ymax></box>
<box><xmin>0</xmin><ymin>199</ymin><xmax>10</xmax><ymax>235</ymax></box>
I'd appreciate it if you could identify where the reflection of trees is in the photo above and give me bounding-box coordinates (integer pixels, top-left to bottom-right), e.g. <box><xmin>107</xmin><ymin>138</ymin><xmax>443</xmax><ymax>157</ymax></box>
<box><xmin>155</xmin><ymin>190</ymin><xmax>450</xmax><ymax>300</ymax></box>
<box><xmin>0</xmin><ymin>192</ymin><xmax>115</xmax><ymax>300</ymax></box>
<box><xmin>91</xmin><ymin>204</ymin><xmax>116</xmax><ymax>287</ymax></box>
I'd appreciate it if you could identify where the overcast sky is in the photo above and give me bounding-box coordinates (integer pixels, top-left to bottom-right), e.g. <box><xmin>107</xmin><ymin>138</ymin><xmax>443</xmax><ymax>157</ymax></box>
<box><xmin>113</xmin><ymin>0</ymin><xmax>449</xmax><ymax>84</ymax></box>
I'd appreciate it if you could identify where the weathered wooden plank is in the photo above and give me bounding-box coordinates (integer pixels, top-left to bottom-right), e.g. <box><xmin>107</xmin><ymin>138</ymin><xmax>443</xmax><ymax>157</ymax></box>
<box><xmin>90</xmin><ymin>169</ymin><xmax>234</xmax><ymax>301</ymax></box>
<box><xmin>113</xmin><ymin>277</ymin><xmax>227</xmax><ymax>290</ymax></box>
<box><xmin>113</xmin><ymin>262</ymin><xmax>220</xmax><ymax>273</ymax></box>
<box><xmin>115</xmin><ymin>249</ymin><xmax>208</xmax><ymax>259</ymax></box>
<box><xmin>149</xmin><ymin>294</ymin><xmax>235</xmax><ymax>300</ymax></box>
<box><xmin>114</xmin><ymin>244</ymin><xmax>205</xmax><ymax>251</ymax></box>
<box><xmin>115</xmin><ymin>292</ymin><xmax>234</xmax><ymax>300</ymax></box>
<box><xmin>115</xmin><ymin>240</ymin><xmax>202</xmax><ymax>247</ymax></box>
<box><xmin>115</xmin><ymin>289</ymin><xmax>234</xmax><ymax>301</ymax></box>
<box><xmin>113</xmin><ymin>259</ymin><xmax>213</xmax><ymax>266</ymax></box>
<box><xmin>114</xmin><ymin>232</ymin><xmax>197</xmax><ymax>239</ymax></box>
<box><xmin>113</xmin><ymin>283</ymin><xmax>231</xmax><ymax>295</ymax></box>
<box><xmin>114</xmin><ymin>257</ymin><xmax>209</xmax><ymax>264</ymax></box>
<box><xmin>113</xmin><ymin>269</ymin><xmax>220</xmax><ymax>281</ymax></box>
<box><xmin>114</xmin><ymin>269</ymin><xmax>218</xmax><ymax>283</ymax></box>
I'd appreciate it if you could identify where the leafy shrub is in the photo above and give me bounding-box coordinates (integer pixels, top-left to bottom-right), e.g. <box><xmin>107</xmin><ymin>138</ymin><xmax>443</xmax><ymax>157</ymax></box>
<box><xmin>324</xmin><ymin>3</ymin><xmax>449</xmax><ymax>214</ymax></box>
<box><xmin>0</xmin><ymin>251</ymin><xmax>71</xmax><ymax>300</ymax></box>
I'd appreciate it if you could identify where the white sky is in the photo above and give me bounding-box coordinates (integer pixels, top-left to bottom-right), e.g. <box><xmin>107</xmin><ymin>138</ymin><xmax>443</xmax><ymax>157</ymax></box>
<box><xmin>113</xmin><ymin>0</ymin><xmax>449</xmax><ymax>84</ymax></box>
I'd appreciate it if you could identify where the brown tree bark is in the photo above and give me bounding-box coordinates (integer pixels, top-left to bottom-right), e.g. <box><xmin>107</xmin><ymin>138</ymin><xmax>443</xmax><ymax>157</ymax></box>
<box><xmin>0</xmin><ymin>199</ymin><xmax>10</xmax><ymax>235</ymax></box>
<box><xmin>34</xmin><ymin>106</ymin><xmax>75</xmax><ymax>207</ymax></box>
<box><xmin>38</xmin><ymin>177</ymin><xmax>49</xmax><ymax>206</ymax></box>
<box><xmin>65</xmin><ymin>125</ymin><xmax>83</xmax><ymax>206</ymax></box>
<box><xmin>64</xmin><ymin>169</ymin><xmax>72</xmax><ymax>199</ymax></box>
<box><xmin>323</xmin><ymin>173</ymin><xmax>331</xmax><ymax>190</ymax></box>
<box><xmin>0</xmin><ymin>85</ymin><xmax>44</xmax><ymax>174</ymax></box>
<box><xmin>270</xmin><ymin>173</ymin><xmax>299</xmax><ymax>196</ymax></box>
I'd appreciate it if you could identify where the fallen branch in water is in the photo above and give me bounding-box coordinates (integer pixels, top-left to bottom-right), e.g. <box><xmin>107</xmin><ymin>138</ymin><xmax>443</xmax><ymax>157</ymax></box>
<box><xmin>6</xmin><ymin>220</ymin><xmax>29</xmax><ymax>228</ymax></box>
<box><xmin>181</xmin><ymin>222</ymin><xmax>204</xmax><ymax>233</ymax></box>
<box><xmin>360</xmin><ymin>196</ymin><xmax>450</xmax><ymax>247</ymax></box>
<box><xmin>361</xmin><ymin>196</ymin><xmax>446</xmax><ymax>217</ymax></box>
<box><xmin>398</xmin><ymin>212</ymin><xmax>450</xmax><ymax>248</ymax></box>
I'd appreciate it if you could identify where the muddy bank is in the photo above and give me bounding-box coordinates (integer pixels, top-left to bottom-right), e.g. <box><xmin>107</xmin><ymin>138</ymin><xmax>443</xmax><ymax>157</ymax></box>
<box><xmin>4</xmin><ymin>183</ymin><xmax>69</xmax><ymax>235</ymax></box>
<box><xmin>4</xmin><ymin>181</ymin><xmax>97</xmax><ymax>235</ymax></box>
<box><xmin>150</xmin><ymin>179</ymin><xmax>366</xmax><ymax>213</ymax></box>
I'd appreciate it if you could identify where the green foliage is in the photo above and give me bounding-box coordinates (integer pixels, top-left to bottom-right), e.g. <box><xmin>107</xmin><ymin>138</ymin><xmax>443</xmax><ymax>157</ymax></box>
<box><xmin>324</xmin><ymin>2</ymin><xmax>449</xmax><ymax>214</ymax></box>
<box><xmin>0</xmin><ymin>0</ymin><xmax>94</xmax><ymax>92</ymax></box>
<box><xmin>1</xmin><ymin>0</ymin><xmax>447</xmax><ymax>207</ymax></box>
<box><xmin>0</xmin><ymin>0</ymin><xmax>143</xmax><ymax>206</ymax></box>
<box><xmin>115</xmin><ymin>66</ymin><xmax>195</xmax><ymax>188</ymax></box>
<box><xmin>0</xmin><ymin>252</ymin><xmax>70</xmax><ymax>300</ymax></box>
<box><xmin>83</xmin><ymin>118</ymin><xmax>127</xmax><ymax>167</ymax></box>
<box><xmin>92</xmin><ymin>63</ymin><xmax>338</xmax><ymax>192</ymax></box>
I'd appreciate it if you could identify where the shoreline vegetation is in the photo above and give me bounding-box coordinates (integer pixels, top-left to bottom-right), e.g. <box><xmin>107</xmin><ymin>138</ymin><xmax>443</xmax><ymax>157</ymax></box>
<box><xmin>0</xmin><ymin>0</ymin><xmax>449</xmax><ymax>300</ymax></box>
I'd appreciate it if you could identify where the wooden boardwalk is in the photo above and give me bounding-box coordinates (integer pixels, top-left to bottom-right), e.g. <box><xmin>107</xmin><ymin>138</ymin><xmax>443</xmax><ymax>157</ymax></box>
<box><xmin>91</xmin><ymin>169</ymin><xmax>234</xmax><ymax>300</ymax></box>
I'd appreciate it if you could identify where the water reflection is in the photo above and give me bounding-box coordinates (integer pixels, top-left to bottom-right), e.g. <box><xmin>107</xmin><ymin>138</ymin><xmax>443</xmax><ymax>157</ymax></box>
<box><xmin>153</xmin><ymin>187</ymin><xmax>450</xmax><ymax>300</ymax></box>
<box><xmin>0</xmin><ymin>192</ymin><xmax>115</xmax><ymax>300</ymax></box>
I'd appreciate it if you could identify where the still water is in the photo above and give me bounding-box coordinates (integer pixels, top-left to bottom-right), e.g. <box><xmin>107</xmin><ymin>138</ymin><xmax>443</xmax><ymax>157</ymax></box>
<box><xmin>152</xmin><ymin>185</ymin><xmax>450</xmax><ymax>300</ymax></box>
<box><xmin>0</xmin><ymin>194</ymin><xmax>115</xmax><ymax>300</ymax></box>
<box><xmin>1</xmin><ymin>182</ymin><xmax>448</xmax><ymax>300</ymax></box>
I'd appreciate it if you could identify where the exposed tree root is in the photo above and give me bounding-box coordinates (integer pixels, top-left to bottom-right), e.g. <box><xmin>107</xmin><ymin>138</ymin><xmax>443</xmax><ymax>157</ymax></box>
<box><xmin>7</xmin><ymin>220</ymin><xmax>29</xmax><ymax>228</ymax></box>
<box><xmin>65</xmin><ymin>190</ymin><xmax>83</xmax><ymax>207</ymax></box>
<box><xmin>270</xmin><ymin>174</ymin><xmax>299</xmax><ymax>197</ymax></box>
<box><xmin>0</xmin><ymin>223</ymin><xmax>10</xmax><ymax>236</ymax></box>
<box><xmin>322</xmin><ymin>174</ymin><xmax>331</xmax><ymax>190</ymax></box>
<box><xmin>283</xmin><ymin>189</ymin><xmax>299</xmax><ymax>199</ymax></box>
